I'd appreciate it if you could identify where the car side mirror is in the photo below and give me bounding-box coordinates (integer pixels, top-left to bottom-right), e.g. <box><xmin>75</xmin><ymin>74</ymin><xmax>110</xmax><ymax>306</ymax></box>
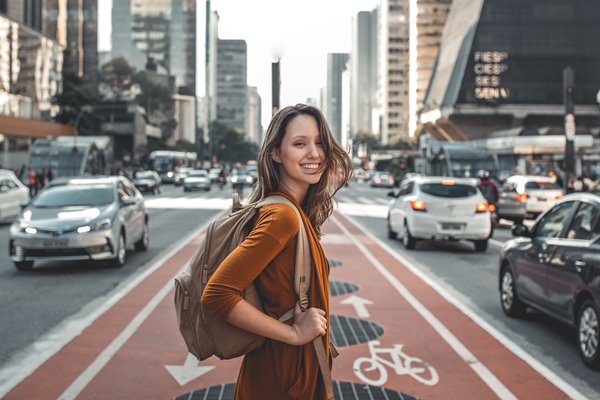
<box><xmin>511</xmin><ymin>224</ymin><xmax>530</xmax><ymax>238</ymax></box>
<box><xmin>387</xmin><ymin>190</ymin><xmax>397</xmax><ymax>198</ymax></box>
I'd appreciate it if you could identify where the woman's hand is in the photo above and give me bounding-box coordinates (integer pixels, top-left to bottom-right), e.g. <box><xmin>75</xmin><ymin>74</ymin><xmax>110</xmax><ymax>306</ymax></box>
<box><xmin>289</xmin><ymin>302</ymin><xmax>327</xmax><ymax>346</ymax></box>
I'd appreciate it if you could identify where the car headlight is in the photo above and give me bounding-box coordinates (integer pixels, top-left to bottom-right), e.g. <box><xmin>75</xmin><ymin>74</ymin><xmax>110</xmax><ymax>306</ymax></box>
<box><xmin>231</xmin><ymin>176</ymin><xmax>238</xmax><ymax>183</ymax></box>
<box><xmin>167</xmin><ymin>172</ymin><xmax>174</xmax><ymax>177</ymax></box>
<box><xmin>12</xmin><ymin>221</ymin><xmax>37</xmax><ymax>234</ymax></box>
<box><xmin>245</xmin><ymin>176</ymin><xmax>253</xmax><ymax>184</ymax></box>
<box><xmin>78</xmin><ymin>218</ymin><xmax>112</xmax><ymax>233</ymax></box>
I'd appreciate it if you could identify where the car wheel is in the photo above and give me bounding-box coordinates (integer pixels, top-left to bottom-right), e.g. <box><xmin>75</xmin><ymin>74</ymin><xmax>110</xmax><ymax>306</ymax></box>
<box><xmin>387</xmin><ymin>218</ymin><xmax>397</xmax><ymax>239</ymax></box>
<box><xmin>578</xmin><ymin>299</ymin><xmax>600</xmax><ymax>370</ymax></box>
<box><xmin>135</xmin><ymin>222</ymin><xmax>149</xmax><ymax>251</ymax></box>
<box><xmin>402</xmin><ymin>220</ymin><xmax>416</xmax><ymax>250</ymax></box>
<box><xmin>474</xmin><ymin>239</ymin><xmax>488</xmax><ymax>252</ymax></box>
<box><xmin>500</xmin><ymin>267</ymin><xmax>526</xmax><ymax>317</ymax></box>
<box><xmin>14</xmin><ymin>261</ymin><xmax>34</xmax><ymax>271</ymax></box>
<box><xmin>109</xmin><ymin>233</ymin><xmax>126</xmax><ymax>268</ymax></box>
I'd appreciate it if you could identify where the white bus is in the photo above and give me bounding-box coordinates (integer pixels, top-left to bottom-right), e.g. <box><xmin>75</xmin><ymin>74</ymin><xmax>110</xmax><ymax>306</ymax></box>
<box><xmin>148</xmin><ymin>150</ymin><xmax>197</xmax><ymax>183</ymax></box>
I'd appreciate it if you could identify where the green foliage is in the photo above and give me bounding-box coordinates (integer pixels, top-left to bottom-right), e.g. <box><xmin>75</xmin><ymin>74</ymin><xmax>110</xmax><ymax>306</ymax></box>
<box><xmin>100</xmin><ymin>57</ymin><xmax>136</xmax><ymax>96</ymax></box>
<box><xmin>53</xmin><ymin>72</ymin><xmax>103</xmax><ymax>134</ymax></box>
<box><xmin>211</xmin><ymin>122</ymin><xmax>259</xmax><ymax>164</ymax></box>
<box><xmin>134</xmin><ymin>71</ymin><xmax>174</xmax><ymax>115</ymax></box>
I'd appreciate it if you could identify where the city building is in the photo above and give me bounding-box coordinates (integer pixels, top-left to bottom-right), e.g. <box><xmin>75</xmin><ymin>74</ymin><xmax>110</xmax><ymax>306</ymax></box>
<box><xmin>171</xmin><ymin>94</ymin><xmax>197</xmax><ymax>145</ymax></box>
<box><xmin>420</xmin><ymin>0</ymin><xmax>600</xmax><ymax>175</ymax></box>
<box><xmin>326</xmin><ymin>53</ymin><xmax>349</xmax><ymax>143</ymax></box>
<box><xmin>45</xmin><ymin>0</ymin><xmax>98</xmax><ymax>80</ymax></box>
<box><xmin>216</xmin><ymin>39</ymin><xmax>247</xmax><ymax>133</ymax></box>
<box><xmin>197</xmin><ymin>4</ymin><xmax>218</xmax><ymax>152</ymax></box>
<box><xmin>0</xmin><ymin>9</ymin><xmax>72</xmax><ymax>169</ymax></box>
<box><xmin>378</xmin><ymin>0</ymin><xmax>410</xmax><ymax>144</ymax></box>
<box><xmin>350</xmin><ymin>10</ymin><xmax>378</xmax><ymax>137</ymax></box>
<box><xmin>246</xmin><ymin>86</ymin><xmax>262</xmax><ymax>144</ymax></box>
<box><xmin>411</xmin><ymin>0</ymin><xmax>452</xmax><ymax>138</ymax></box>
<box><xmin>110</xmin><ymin>0</ymin><xmax>196</xmax><ymax>94</ymax></box>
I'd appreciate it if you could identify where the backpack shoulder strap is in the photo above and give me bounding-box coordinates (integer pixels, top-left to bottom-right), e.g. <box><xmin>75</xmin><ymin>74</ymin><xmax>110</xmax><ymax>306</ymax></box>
<box><xmin>256</xmin><ymin>195</ymin><xmax>335</xmax><ymax>400</ymax></box>
<box><xmin>255</xmin><ymin>196</ymin><xmax>310</xmax><ymax>312</ymax></box>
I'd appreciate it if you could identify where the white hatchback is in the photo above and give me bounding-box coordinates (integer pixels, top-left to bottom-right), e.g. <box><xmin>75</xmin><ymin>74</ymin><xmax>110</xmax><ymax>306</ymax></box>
<box><xmin>387</xmin><ymin>176</ymin><xmax>492</xmax><ymax>252</ymax></box>
<box><xmin>0</xmin><ymin>170</ymin><xmax>30</xmax><ymax>223</ymax></box>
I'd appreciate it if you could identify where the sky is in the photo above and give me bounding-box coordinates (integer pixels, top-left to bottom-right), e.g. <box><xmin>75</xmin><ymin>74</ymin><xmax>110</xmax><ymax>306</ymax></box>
<box><xmin>98</xmin><ymin>0</ymin><xmax>380</xmax><ymax>128</ymax></box>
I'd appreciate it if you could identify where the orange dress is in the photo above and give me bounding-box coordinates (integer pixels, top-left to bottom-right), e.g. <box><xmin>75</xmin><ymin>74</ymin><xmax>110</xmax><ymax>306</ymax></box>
<box><xmin>202</xmin><ymin>191</ymin><xmax>331</xmax><ymax>399</ymax></box>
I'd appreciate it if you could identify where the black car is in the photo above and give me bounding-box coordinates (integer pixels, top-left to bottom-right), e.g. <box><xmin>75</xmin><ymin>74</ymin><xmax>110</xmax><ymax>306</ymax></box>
<box><xmin>498</xmin><ymin>193</ymin><xmax>600</xmax><ymax>369</ymax></box>
<box><xmin>133</xmin><ymin>170</ymin><xmax>161</xmax><ymax>194</ymax></box>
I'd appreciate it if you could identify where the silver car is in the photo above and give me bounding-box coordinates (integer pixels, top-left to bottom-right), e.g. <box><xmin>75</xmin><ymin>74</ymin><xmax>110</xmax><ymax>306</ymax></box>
<box><xmin>9</xmin><ymin>176</ymin><xmax>149</xmax><ymax>271</ymax></box>
<box><xmin>497</xmin><ymin>175</ymin><xmax>563</xmax><ymax>223</ymax></box>
<box><xmin>183</xmin><ymin>170</ymin><xmax>211</xmax><ymax>192</ymax></box>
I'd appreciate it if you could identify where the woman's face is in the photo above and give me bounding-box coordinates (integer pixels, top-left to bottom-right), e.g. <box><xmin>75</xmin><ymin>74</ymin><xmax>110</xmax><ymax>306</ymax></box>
<box><xmin>272</xmin><ymin>114</ymin><xmax>326</xmax><ymax>197</ymax></box>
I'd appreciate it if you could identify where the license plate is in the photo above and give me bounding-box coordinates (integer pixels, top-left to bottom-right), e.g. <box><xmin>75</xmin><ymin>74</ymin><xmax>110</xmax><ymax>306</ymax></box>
<box><xmin>537</xmin><ymin>197</ymin><xmax>547</xmax><ymax>202</ymax></box>
<box><xmin>43</xmin><ymin>240</ymin><xmax>68</xmax><ymax>248</ymax></box>
<box><xmin>441</xmin><ymin>223</ymin><xmax>463</xmax><ymax>230</ymax></box>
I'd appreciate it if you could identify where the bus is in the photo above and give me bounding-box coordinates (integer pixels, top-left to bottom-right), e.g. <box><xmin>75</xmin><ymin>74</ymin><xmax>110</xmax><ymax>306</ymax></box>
<box><xmin>148</xmin><ymin>150</ymin><xmax>197</xmax><ymax>183</ymax></box>
<box><xmin>28</xmin><ymin>136</ymin><xmax>113</xmax><ymax>179</ymax></box>
<box><xmin>371</xmin><ymin>151</ymin><xmax>423</xmax><ymax>185</ymax></box>
<box><xmin>428</xmin><ymin>143</ymin><xmax>498</xmax><ymax>178</ymax></box>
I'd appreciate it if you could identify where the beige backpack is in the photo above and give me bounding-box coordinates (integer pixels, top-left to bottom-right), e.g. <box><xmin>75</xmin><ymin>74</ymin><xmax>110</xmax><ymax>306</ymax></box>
<box><xmin>173</xmin><ymin>194</ymin><xmax>335</xmax><ymax>398</ymax></box>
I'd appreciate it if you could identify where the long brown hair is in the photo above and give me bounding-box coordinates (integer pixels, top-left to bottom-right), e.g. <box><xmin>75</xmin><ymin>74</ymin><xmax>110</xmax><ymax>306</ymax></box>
<box><xmin>247</xmin><ymin>104</ymin><xmax>353</xmax><ymax>237</ymax></box>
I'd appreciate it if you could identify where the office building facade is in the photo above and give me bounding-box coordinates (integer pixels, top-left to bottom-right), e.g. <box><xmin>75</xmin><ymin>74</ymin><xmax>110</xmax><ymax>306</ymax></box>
<box><xmin>111</xmin><ymin>0</ymin><xmax>196</xmax><ymax>94</ymax></box>
<box><xmin>350</xmin><ymin>10</ymin><xmax>378</xmax><ymax>137</ymax></box>
<box><xmin>216</xmin><ymin>39</ymin><xmax>247</xmax><ymax>133</ymax></box>
<box><xmin>421</xmin><ymin>0</ymin><xmax>600</xmax><ymax>141</ymax></box>
<box><xmin>378</xmin><ymin>0</ymin><xmax>410</xmax><ymax>144</ymax></box>
<box><xmin>326</xmin><ymin>53</ymin><xmax>349</xmax><ymax>144</ymax></box>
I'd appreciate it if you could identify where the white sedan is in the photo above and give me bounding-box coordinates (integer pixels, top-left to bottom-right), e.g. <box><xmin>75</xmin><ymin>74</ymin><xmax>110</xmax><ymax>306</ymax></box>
<box><xmin>183</xmin><ymin>170</ymin><xmax>211</xmax><ymax>192</ymax></box>
<box><xmin>387</xmin><ymin>176</ymin><xmax>492</xmax><ymax>252</ymax></box>
<box><xmin>0</xmin><ymin>169</ymin><xmax>30</xmax><ymax>222</ymax></box>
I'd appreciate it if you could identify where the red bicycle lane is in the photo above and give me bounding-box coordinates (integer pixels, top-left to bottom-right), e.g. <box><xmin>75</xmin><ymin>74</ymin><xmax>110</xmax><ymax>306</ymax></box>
<box><xmin>4</xmin><ymin>211</ymin><xmax>583</xmax><ymax>400</ymax></box>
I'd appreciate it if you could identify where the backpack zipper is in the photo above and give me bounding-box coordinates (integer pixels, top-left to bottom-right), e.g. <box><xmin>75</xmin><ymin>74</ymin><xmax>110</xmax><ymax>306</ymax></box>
<box><xmin>183</xmin><ymin>289</ymin><xmax>189</xmax><ymax>310</ymax></box>
<box><xmin>201</xmin><ymin>264</ymin><xmax>208</xmax><ymax>284</ymax></box>
<box><xmin>201</xmin><ymin>222</ymin><xmax>217</xmax><ymax>285</ymax></box>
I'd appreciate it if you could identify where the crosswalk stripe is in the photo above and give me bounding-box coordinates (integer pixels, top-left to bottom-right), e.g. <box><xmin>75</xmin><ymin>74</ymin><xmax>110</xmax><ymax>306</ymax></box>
<box><xmin>144</xmin><ymin>196</ymin><xmax>390</xmax><ymax>214</ymax></box>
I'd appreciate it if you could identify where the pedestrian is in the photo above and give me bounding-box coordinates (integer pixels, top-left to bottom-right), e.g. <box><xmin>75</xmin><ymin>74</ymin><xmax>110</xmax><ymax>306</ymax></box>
<box><xmin>201</xmin><ymin>104</ymin><xmax>352</xmax><ymax>399</ymax></box>
<box><xmin>27</xmin><ymin>168</ymin><xmax>37</xmax><ymax>197</ymax></box>
<box><xmin>37</xmin><ymin>170</ymin><xmax>46</xmax><ymax>190</ymax></box>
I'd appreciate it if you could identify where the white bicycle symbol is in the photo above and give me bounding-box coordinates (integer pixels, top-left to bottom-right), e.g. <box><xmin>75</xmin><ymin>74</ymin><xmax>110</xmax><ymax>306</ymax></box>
<box><xmin>353</xmin><ymin>340</ymin><xmax>439</xmax><ymax>386</ymax></box>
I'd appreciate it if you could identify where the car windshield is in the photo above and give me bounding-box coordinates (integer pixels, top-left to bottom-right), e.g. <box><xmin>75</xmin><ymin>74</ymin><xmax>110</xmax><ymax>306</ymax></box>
<box><xmin>420</xmin><ymin>183</ymin><xmax>477</xmax><ymax>198</ymax></box>
<box><xmin>32</xmin><ymin>185</ymin><xmax>114</xmax><ymax>207</ymax></box>
<box><xmin>136</xmin><ymin>171</ymin><xmax>155</xmax><ymax>179</ymax></box>
<box><xmin>525</xmin><ymin>181</ymin><xmax>559</xmax><ymax>190</ymax></box>
<box><xmin>188</xmin><ymin>171</ymin><xmax>207</xmax><ymax>177</ymax></box>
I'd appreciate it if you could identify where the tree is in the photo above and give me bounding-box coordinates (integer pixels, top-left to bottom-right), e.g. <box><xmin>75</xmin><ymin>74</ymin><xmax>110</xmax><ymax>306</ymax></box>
<box><xmin>53</xmin><ymin>72</ymin><xmax>103</xmax><ymax>135</ymax></box>
<box><xmin>210</xmin><ymin>122</ymin><xmax>259</xmax><ymax>165</ymax></box>
<box><xmin>99</xmin><ymin>57</ymin><xmax>137</xmax><ymax>100</ymax></box>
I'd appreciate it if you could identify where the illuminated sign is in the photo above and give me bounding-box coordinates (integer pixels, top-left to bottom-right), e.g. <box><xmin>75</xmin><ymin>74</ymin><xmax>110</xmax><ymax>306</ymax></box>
<box><xmin>473</xmin><ymin>51</ymin><xmax>510</xmax><ymax>101</ymax></box>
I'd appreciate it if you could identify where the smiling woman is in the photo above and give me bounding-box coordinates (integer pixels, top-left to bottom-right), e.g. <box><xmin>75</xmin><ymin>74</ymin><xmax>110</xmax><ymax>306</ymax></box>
<box><xmin>201</xmin><ymin>104</ymin><xmax>352</xmax><ymax>399</ymax></box>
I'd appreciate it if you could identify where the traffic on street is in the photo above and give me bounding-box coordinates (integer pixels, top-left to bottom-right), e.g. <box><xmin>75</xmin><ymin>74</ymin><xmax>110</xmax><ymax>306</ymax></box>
<box><xmin>0</xmin><ymin>180</ymin><xmax>597</xmax><ymax>399</ymax></box>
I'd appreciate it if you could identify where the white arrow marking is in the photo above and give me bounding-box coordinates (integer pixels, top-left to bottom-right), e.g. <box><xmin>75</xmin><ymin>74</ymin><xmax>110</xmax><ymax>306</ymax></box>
<box><xmin>165</xmin><ymin>354</ymin><xmax>215</xmax><ymax>386</ymax></box>
<box><xmin>341</xmin><ymin>295</ymin><xmax>374</xmax><ymax>318</ymax></box>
